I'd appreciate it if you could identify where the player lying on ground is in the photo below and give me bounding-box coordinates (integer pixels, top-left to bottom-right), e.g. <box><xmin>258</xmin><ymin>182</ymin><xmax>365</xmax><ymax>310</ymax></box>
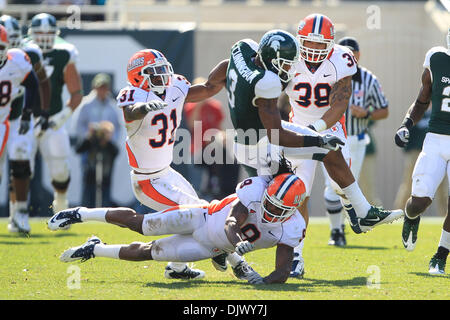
<box><xmin>48</xmin><ymin>164</ymin><xmax>308</xmax><ymax>284</ymax></box>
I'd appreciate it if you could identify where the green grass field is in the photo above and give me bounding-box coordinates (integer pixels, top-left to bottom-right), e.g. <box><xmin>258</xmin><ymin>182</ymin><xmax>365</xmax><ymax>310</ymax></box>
<box><xmin>0</xmin><ymin>217</ymin><xmax>448</xmax><ymax>300</ymax></box>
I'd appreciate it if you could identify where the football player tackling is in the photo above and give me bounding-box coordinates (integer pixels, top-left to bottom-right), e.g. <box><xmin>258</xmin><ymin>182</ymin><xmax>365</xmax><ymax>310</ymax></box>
<box><xmin>49</xmin><ymin>159</ymin><xmax>308</xmax><ymax>285</ymax></box>
<box><xmin>395</xmin><ymin>28</ymin><xmax>450</xmax><ymax>275</ymax></box>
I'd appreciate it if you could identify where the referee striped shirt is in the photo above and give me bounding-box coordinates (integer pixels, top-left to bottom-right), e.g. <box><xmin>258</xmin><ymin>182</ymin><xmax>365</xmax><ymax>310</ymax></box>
<box><xmin>345</xmin><ymin>66</ymin><xmax>388</xmax><ymax>136</ymax></box>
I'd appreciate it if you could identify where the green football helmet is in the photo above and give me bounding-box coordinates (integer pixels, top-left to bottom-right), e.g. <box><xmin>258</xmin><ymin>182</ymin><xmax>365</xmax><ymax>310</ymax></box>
<box><xmin>0</xmin><ymin>15</ymin><xmax>21</xmax><ymax>48</ymax></box>
<box><xmin>28</xmin><ymin>13</ymin><xmax>59</xmax><ymax>52</ymax></box>
<box><xmin>257</xmin><ymin>29</ymin><xmax>300</xmax><ymax>83</ymax></box>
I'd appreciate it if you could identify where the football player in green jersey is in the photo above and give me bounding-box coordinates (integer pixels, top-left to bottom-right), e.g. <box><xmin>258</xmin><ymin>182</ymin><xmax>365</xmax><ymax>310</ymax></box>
<box><xmin>27</xmin><ymin>13</ymin><xmax>82</xmax><ymax>215</ymax></box>
<box><xmin>0</xmin><ymin>15</ymin><xmax>51</xmax><ymax>234</ymax></box>
<box><xmin>395</xmin><ymin>28</ymin><xmax>450</xmax><ymax>275</ymax></box>
<box><xmin>190</xmin><ymin>30</ymin><xmax>403</xmax><ymax>238</ymax></box>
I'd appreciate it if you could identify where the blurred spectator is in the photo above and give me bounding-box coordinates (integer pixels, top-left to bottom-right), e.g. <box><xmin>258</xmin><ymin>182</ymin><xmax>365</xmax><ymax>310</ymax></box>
<box><xmin>393</xmin><ymin>109</ymin><xmax>447</xmax><ymax>216</ymax></box>
<box><xmin>75</xmin><ymin>73</ymin><xmax>120</xmax><ymax>207</ymax></box>
<box><xmin>184</xmin><ymin>77</ymin><xmax>239</xmax><ymax>200</ymax></box>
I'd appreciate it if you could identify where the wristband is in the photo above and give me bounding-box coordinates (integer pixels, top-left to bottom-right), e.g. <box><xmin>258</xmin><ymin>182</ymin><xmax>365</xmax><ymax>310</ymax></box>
<box><xmin>311</xmin><ymin>119</ymin><xmax>327</xmax><ymax>132</ymax></box>
<box><xmin>401</xmin><ymin>117</ymin><xmax>414</xmax><ymax>129</ymax></box>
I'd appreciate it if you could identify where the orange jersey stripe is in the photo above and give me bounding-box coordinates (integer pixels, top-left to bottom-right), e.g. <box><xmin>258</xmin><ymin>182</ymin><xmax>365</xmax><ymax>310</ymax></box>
<box><xmin>339</xmin><ymin>114</ymin><xmax>347</xmax><ymax>138</ymax></box>
<box><xmin>125</xmin><ymin>142</ymin><xmax>138</xmax><ymax>168</ymax></box>
<box><xmin>138</xmin><ymin>179</ymin><xmax>178</xmax><ymax>207</ymax></box>
<box><xmin>208</xmin><ymin>194</ymin><xmax>238</xmax><ymax>215</ymax></box>
<box><xmin>0</xmin><ymin>120</ymin><xmax>10</xmax><ymax>158</ymax></box>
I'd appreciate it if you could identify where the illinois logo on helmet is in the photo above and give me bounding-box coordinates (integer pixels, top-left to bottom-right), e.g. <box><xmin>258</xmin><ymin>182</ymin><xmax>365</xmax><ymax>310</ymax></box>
<box><xmin>127</xmin><ymin>49</ymin><xmax>174</xmax><ymax>94</ymax></box>
<box><xmin>297</xmin><ymin>13</ymin><xmax>335</xmax><ymax>63</ymax></box>
<box><xmin>261</xmin><ymin>173</ymin><xmax>306</xmax><ymax>224</ymax></box>
<box><xmin>0</xmin><ymin>25</ymin><xmax>10</xmax><ymax>66</ymax></box>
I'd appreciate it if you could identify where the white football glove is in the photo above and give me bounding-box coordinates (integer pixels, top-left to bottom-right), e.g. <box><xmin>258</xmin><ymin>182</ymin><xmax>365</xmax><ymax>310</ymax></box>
<box><xmin>394</xmin><ymin>126</ymin><xmax>410</xmax><ymax>148</ymax></box>
<box><xmin>144</xmin><ymin>100</ymin><xmax>168</xmax><ymax>112</ymax></box>
<box><xmin>235</xmin><ymin>240</ymin><xmax>255</xmax><ymax>256</ymax></box>
<box><xmin>49</xmin><ymin>108</ymin><xmax>73</xmax><ymax>131</ymax></box>
<box><xmin>318</xmin><ymin>133</ymin><xmax>345</xmax><ymax>151</ymax></box>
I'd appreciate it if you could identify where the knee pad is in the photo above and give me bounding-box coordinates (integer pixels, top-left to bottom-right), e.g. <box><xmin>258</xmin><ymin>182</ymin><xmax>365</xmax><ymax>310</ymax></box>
<box><xmin>10</xmin><ymin>160</ymin><xmax>31</xmax><ymax>179</ymax></box>
<box><xmin>52</xmin><ymin>177</ymin><xmax>70</xmax><ymax>191</ymax></box>
<box><xmin>324</xmin><ymin>186</ymin><xmax>343</xmax><ymax>213</ymax></box>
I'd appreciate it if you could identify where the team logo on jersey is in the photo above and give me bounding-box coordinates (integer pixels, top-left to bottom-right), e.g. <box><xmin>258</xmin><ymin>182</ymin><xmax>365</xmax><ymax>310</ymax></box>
<box><xmin>127</xmin><ymin>56</ymin><xmax>145</xmax><ymax>72</ymax></box>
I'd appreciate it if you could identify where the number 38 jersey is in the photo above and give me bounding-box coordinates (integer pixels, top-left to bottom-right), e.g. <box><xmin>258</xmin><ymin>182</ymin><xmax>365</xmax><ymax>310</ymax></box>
<box><xmin>0</xmin><ymin>48</ymin><xmax>33</xmax><ymax>123</ymax></box>
<box><xmin>116</xmin><ymin>75</ymin><xmax>190</xmax><ymax>173</ymax></box>
<box><xmin>204</xmin><ymin>176</ymin><xmax>306</xmax><ymax>252</ymax></box>
<box><xmin>423</xmin><ymin>46</ymin><xmax>450</xmax><ymax>135</ymax></box>
<box><xmin>285</xmin><ymin>44</ymin><xmax>357</xmax><ymax>126</ymax></box>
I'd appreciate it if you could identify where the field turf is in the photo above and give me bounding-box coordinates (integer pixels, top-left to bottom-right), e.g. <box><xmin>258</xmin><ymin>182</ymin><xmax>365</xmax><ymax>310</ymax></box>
<box><xmin>0</xmin><ymin>217</ymin><xmax>448</xmax><ymax>300</ymax></box>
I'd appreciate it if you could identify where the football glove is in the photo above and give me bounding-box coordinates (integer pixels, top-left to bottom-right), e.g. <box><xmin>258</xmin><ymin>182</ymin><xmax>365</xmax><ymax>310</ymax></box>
<box><xmin>19</xmin><ymin>120</ymin><xmax>30</xmax><ymax>135</ymax></box>
<box><xmin>394</xmin><ymin>126</ymin><xmax>410</xmax><ymax>148</ymax></box>
<box><xmin>318</xmin><ymin>134</ymin><xmax>345</xmax><ymax>151</ymax></box>
<box><xmin>235</xmin><ymin>240</ymin><xmax>255</xmax><ymax>256</ymax></box>
<box><xmin>49</xmin><ymin>108</ymin><xmax>73</xmax><ymax>131</ymax></box>
<box><xmin>143</xmin><ymin>100</ymin><xmax>168</xmax><ymax>113</ymax></box>
<box><xmin>34</xmin><ymin>111</ymin><xmax>50</xmax><ymax>138</ymax></box>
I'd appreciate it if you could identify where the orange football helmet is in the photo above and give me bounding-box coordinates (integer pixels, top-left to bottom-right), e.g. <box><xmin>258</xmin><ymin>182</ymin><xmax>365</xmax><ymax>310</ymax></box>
<box><xmin>127</xmin><ymin>49</ymin><xmax>174</xmax><ymax>94</ymax></box>
<box><xmin>0</xmin><ymin>25</ymin><xmax>9</xmax><ymax>66</ymax></box>
<box><xmin>297</xmin><ymin>13</ymin><xmax>335</xmax><ymax>63</ymax></box>
<box><xmin>261</xmin><ymin>173</ymin><xmax>306</xmax><ymax>224</ymax></box>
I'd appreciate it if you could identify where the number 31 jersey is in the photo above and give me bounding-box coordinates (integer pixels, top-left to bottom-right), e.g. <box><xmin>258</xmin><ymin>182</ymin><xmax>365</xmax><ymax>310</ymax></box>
<box><xmin>285</xmin><ymin>44</ymin><xmax>357</xmax><ymax>126</ymax></box>
<box><xmin>116</xmin><ymin>75</ymin><xmax>190</xmax><ymax>173</ymax></box>
<box><xmin>0</xmin><ymin>48</ymin><xmax>32</xmax><ymax>123</ymax></box>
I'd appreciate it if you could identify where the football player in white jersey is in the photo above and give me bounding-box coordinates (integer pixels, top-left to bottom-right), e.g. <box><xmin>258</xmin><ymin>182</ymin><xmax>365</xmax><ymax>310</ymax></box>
<box><xmin>0</xmin><ymin>25</ymin><xmax>41</xmax><ymax>234</ymax></box>
<box><xmin>48</xmin><ymin>165</ymin><xmax>308</xmax><ymax>285</ymax></box>
<box><xmin>0</xmin><ymin>15</ymin><xmax>51</xmax><ymax>234</ymax></box>
<box><xmin>114</xmin><ymin>49</ymin><xmax>247</xmax><ymax>280</ymax></box>
<box><xmin>283</xmin><ymin>14</ymin><xmax>403</xmax><ymax>277</ymax></box>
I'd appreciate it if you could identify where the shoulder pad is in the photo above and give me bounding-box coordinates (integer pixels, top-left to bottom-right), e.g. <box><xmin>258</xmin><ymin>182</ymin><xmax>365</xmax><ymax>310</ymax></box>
<box><xmin>235</xmin><ymin>176</ymin><xmax>267</xmax><ymax>208</ymax></box>
<box><xmin>7</xmin><ymin>48</ymin><xmax>32</xmax><ymax>75</ymax></box>
<box><xmin>423</xmin><ymin>46</ymin><xmax>447</xmax><ymax>70</ymax></box>
<box><xmin>54</xmin><ymin>41</ymin><xmax>79</xmax><ymax>64</ymax></box>
<box><xmin>254</xmin><ymin>71</ymin><xmax>282</xmax><ymax>103</ymax></box>
<box><xmin>328</xmin><ymin>44</ymin><xmax>357</xmax><ymax>80</ymax></box>
<box><xmin>172</xmin><ymin>74</ymin><xmax>191</xmax><ymax>97</ymax></box>
<box><xmin>235</xmin><ymin>39</ymin><xmax>259</xmax><ymax>52</ymax></box>
<box><xmin>116</xmin><ymin>86</ymin><xmax>149</xmax><ymax>108</ymax></box>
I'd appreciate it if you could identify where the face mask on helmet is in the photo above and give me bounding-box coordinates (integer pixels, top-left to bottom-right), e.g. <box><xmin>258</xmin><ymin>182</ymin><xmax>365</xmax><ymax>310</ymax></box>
<box><xmin>260</xmin><ymin>189</ymin><xmax>297</xmax><ymax>224</ymax></box>
<box><xmin>0</xmin><ymin>16</ymin><xmax>21</xmax><ymax>48</ymax></box>
<box><xmin>140</xmin><ymin>60</ymin><xmax>173</xmax><ymax>95</ymax></box>
<box><xmin>31</xmin><ymin>30</ymin><xmax>57</xmax><ymax>52</ymax></box>
<box><xmin>270</xmin><ymin>52</ymin><xmax>297</xmax><ymax>83</ymax></box>
<box><xmin>297</xmin><ymin>36</ymin><xmax>334</xmax><ymax>63</ymax></box>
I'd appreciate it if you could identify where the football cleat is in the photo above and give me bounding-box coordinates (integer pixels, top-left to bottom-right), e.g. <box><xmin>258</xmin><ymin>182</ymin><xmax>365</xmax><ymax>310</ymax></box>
<box><xmin>290</xmin><ymin>253</ymin><xmax>305</xmax><ymax>278</ymax></box>
<box><xmin>60</xmin><ymin>236</ymin><xmax>101</xmax><ymax>263</ymax></box>
<box><xmin>358</xmin><ymin>206</ymin><xmax>404</xmax><ymax>233</ymax></box>
<box><xmin>211</xmin><ymin>253</ymin><xmax>228</xmax><ymax>272</ymax></box>
<box><xmin>12</xmin><ymin>211</ymin><xmax>30</xmax><ymax>234</ymax></box>
<box><xmin>402</xmin><ymin>216</ymin><xmax>420</xmax><ymax>251</ymax></box>
<box><xmin>344</xmin><ymin>205</ymin><xmax>363</xmax><ymax>234</ymax></box>
<box><xmin>164</xmin><ymin>265</ymin><xmax>205</xmax><ymax>280</ymax></box>
<box><xmin>328</xmin><ymin>228</ymin><xmax>346</xmax><ymax>247</ymax></box>
<box><xmin>428</xmin><ymin>254</ymin><xmax>446</xmax><ymax>275</ymax></box>
<box><xmin>48</xmin><ymin>207</ymin><xmax>82</xmax><ymax>231</ymax></box>
<box><xmin>232</xmin><ymin>261</ymin><xmax>259</xmax><ymax>280</ymax></box>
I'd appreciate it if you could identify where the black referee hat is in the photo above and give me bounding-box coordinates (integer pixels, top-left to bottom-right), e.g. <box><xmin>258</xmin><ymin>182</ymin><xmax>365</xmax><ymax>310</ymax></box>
<box><xmin>338</xmin><ymin>37</ymin><xmax>360</xmax><ymax>52</ymax></box>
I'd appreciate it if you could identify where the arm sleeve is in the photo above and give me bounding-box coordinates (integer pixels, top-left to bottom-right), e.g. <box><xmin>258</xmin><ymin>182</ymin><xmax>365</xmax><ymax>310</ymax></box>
<box><xmin>254</xmin><ymin>72</ymin><xmax>282</xmax><ymax>104</ymax></box>
<box><xmin>21</xmin><ymin>69</ymin><xmax>40</xmax><ymax>120</ymax></box>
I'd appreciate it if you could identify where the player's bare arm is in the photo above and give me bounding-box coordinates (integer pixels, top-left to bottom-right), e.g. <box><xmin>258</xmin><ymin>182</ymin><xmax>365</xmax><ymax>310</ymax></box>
<box><xmin>405</xmin><ymin>68</ymin><xmax>432</xmax><ymax>124</ymax></box>
<box><xmin>256</xmin><ymin>97</ymin><xmax>322</xmax><ymax>148</ymax></box>
<box><xmin>263</xmin><ymin>243</ymin><xmax>293</xmax><ymax>284</ymax></box>
<box><xmin>319</xmin><ymin>75</ymin><xmax>352</xmax><ymax>128</ymax></box>
<box><xmin>122</xmin><ymin>101</ymin><xmax>168</xmax><ymax>122</ymax></box>
<box><xmin>64</xmin><ymin>62</ymin><xmax>83</xmax><ymax>110</ymax></box>
<box><xmin>224</xmin><ymin>201</ymin><xmax>249</xmax><ymax>247</ymax></box>
<box><xmin>350</xmin><ymin>104</ymin><xmax>388</xmax><ymax>120</ymax></box>
<box><xmin>395</xmin><ymin>68</ymin><xmax>432</xmax><ymax>148</ymax></box>
<box><xmin>33</xmin><ymin>60</ymin><xmax>51</xmax><ymax>112</ymax></box>
<box><xmin>186</xmin><ymin>59</ymin><xmax>229</xmax><ymax>103</ymax></box>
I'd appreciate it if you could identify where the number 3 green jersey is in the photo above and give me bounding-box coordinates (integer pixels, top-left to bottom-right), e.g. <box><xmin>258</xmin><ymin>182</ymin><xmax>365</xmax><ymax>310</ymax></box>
<box><xmin>424</xmin><ymin>46</ymin><xmax>450</xmax><ymax>135</ymax></box>
<box><xmin>226</xmin><ymin>39</ymin><xmax>283</xmax><ymax>144</ymax></box>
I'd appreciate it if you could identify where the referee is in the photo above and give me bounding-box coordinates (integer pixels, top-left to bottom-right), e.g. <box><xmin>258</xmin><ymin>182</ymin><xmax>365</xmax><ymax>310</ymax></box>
<box><xmin>324</xmin><ymin>37</ymin><xmax>389</xmax><ymax>246</ymax></box>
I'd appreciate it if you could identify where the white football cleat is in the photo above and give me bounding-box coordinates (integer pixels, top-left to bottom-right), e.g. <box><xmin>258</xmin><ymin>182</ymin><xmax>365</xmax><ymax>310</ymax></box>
<box><xmin>164</xmin><ymin>264</ymin><xmax>205</xmax><ymax>280</ymax></box>
<box><xmin>48</xmin><ymin>207</ymin><xmax>83</xmax><ymax>231</ymax></box>
<box><xmin>60</xmin><ymin>236</ymin><xmax>102</xmax><ymax>263</ymax></box>
<box><xmin>12</xmin><ymin>211</ymin><xmax>31</xmax><ymax>234</ymax></box>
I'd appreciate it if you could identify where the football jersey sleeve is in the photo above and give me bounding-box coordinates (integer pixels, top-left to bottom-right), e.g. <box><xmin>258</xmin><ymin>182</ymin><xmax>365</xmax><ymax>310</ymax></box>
<box><xmin>8</xmin><ymin>48</ymin><xmax>33</xmax><ymax>80</ymax></box>
<box><xmin>278</xmin><ymin>213</ymin><xmax>306</xmax><ymax>248</ymax></box>
<box><xmin>22</xmin><ymin>42</ymin><xmax>43</xmax><ymax>66</ymax></box>
<box><xmin>329</xmin><ymin>45</ymin><xmax>357</xmax><ymax>81</ymax></box>
<box><xmin>239</xmin><ymin>39</ymin><xmax>259</xmax><ymax>52</ymax></box>
<box><xmin>254</xmin><ymin>71</ymin><xmax>283</xmax><ymax>103</ymax></box>
<box><xmin>172</xmin><ymin>74</ymin><xmax>191</xmax><ymax>97</ymax></box>
<box><xmin>116</xmin><ymin>86</ymin><xmax>149</xmax><ymax>108</ymax></box>
<box><xmin>235</xmin><ymin>176</ymin><xmax>268</xmax><ymax>210</ymax></box>
<box><xmin>423</xmin><ymin>46</ymin><xmax>447</xmax><ymax>70</ymax></box>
